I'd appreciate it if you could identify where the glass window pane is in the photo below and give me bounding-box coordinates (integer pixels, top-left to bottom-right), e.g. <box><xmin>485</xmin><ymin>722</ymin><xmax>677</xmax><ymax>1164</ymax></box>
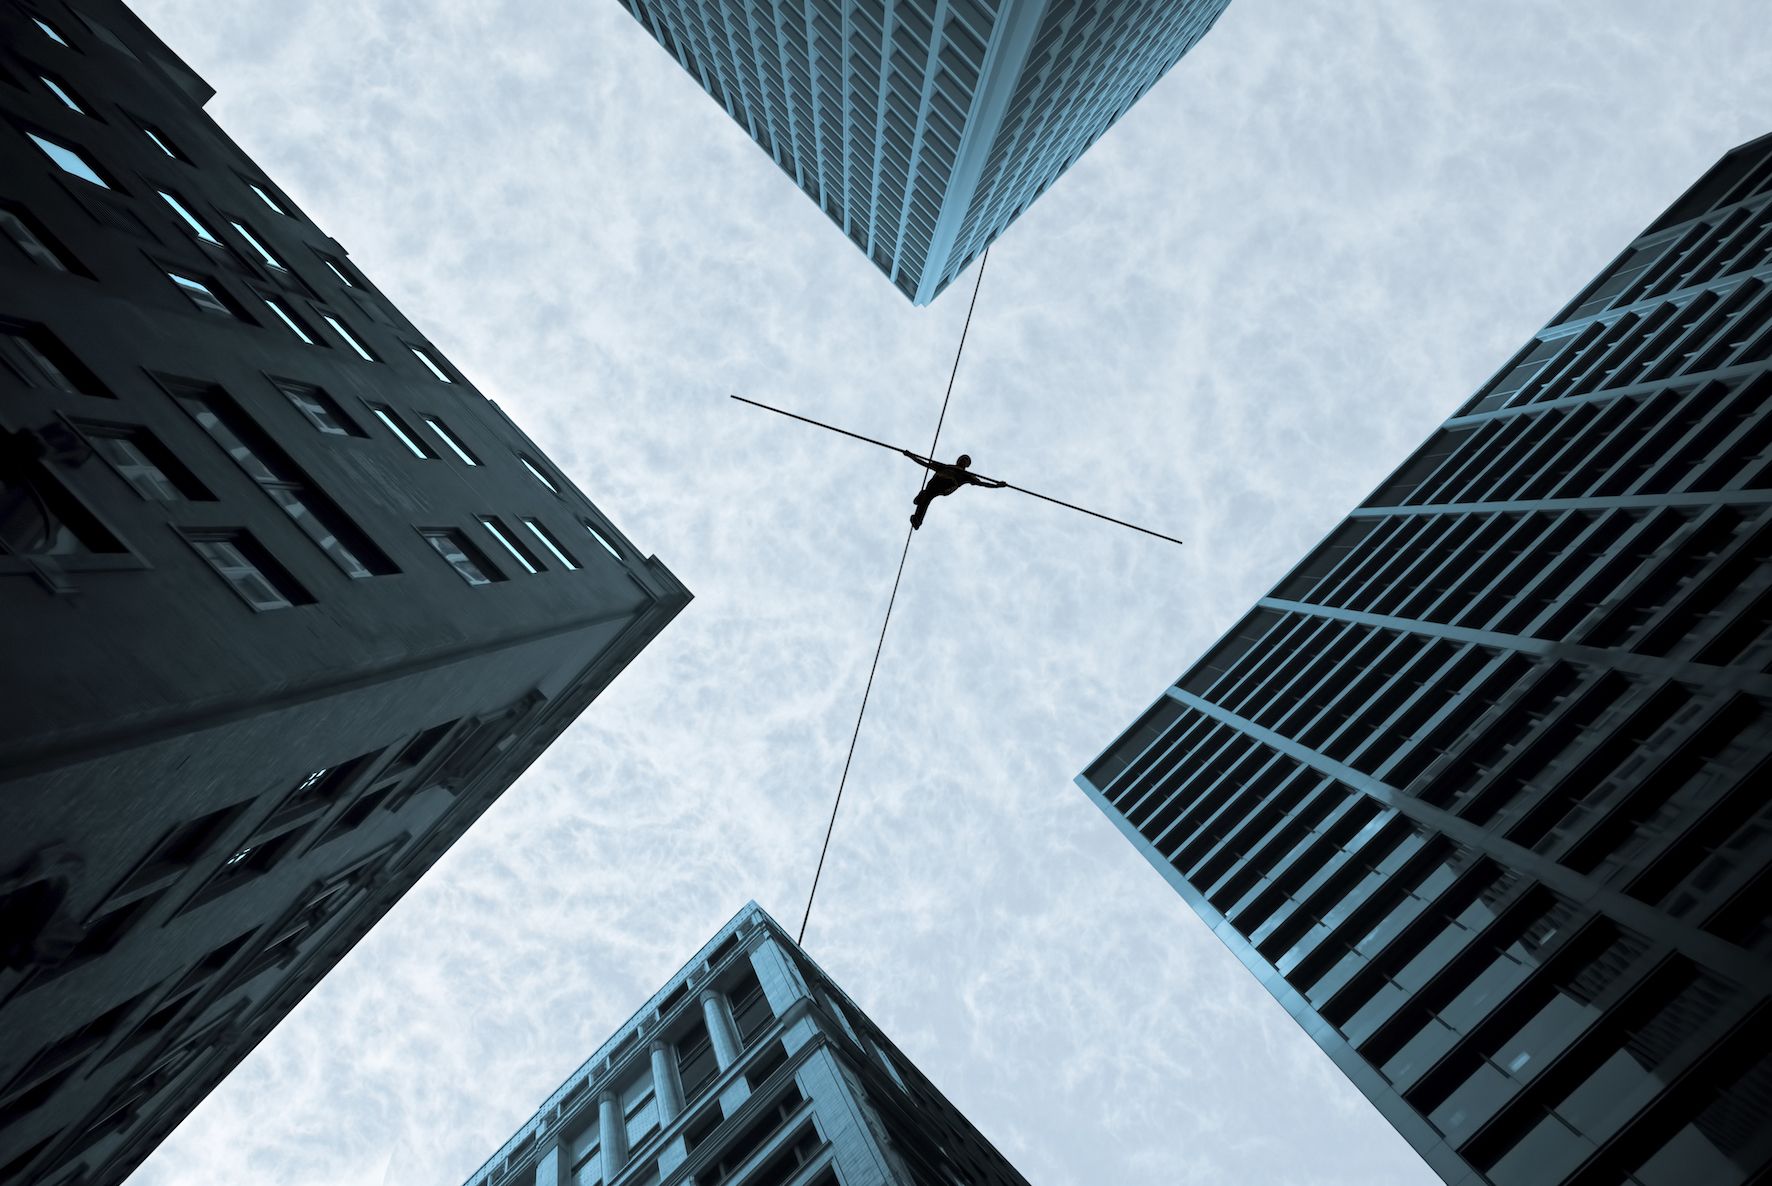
<box><xmin>1382</xmin><ymin>1017</ymin><xmax>1459</xmax><ymax>1090</ymax></box>
<box><xmin>168</xmin><ymin>272</ymin><xmax>235</xmax><ymax>318</ymax></box>
<box><xmin>192</xmin><ymin>538</ymin><xmax>290</xmax><ymax>610</ymax></box>
<box><xmin>1341</xmin><ymin>979</ymin><xmax>1408</xmax><ymax>1046</ymax></box>
<box><xmin>267</xmin><ymin>486</ymin><xmax>371</xmax><ymax>578</ymax></box>
<box><xmin>249</xmin><ymin>182</ymin><xmax>286</xmax><ymax>214</ymax></box>
<box><xmin>159</xmin><ymin>191</ymin><xmax>219</xmax><ymax>243</ymax></box>
<box><xmin>40</xmin><ymin>76</ymin><xmax>83</xmax><ymax>113</ymax></box>
<box><xmin>1439</xmin><ymin>951</ymin><xmax>1532</xmax><ymax>1031</ymax></box>
<box><xmin>523</xmin><ymin>519</ymin><xmax>579</xmax><ymax>570</ymax></box>
<box><xmin>35</xmin><ymin>17</ymin><xmax>71</xmax><ymax>45</ymax></box>
<box><xmin>262</xmin><ymin>298</ymin><xmax>313</xmax><ymax>343</ymax></box>
<box><xmin>411</xmin><ymin>346</ymin><xmax>452</xmax><ymax>382</ymax></box>
<box><xmin>424</xmin><ymin>532</ymin><xmax>492</xmax><ymax>586</ymax></box>
<box><xmin>372</xmin><ymin>408</ymin><xmax>433</xmax><ymax>458</ymax></box>
<box><xmin>143</xmin><ymin>125</ymin><xmax>179</xmax><ymax>158</ymax></box>
<box><xmin>423</xmin><ymin>417</ymin><xmax>478</xmax><ymax>464</ymax></box>
<box><xmin>521</xmin><ymin>455</ymin><xmax>559</xmax><ymax>493</ymax></box>
<box><xmin>583</xmin><ymin>521</ymin><xmax>622</xmax><ymax>559</ymax></box>
<box><xmin>90</xmin><ymin>434</ymin><xmax>180</xmax><ymax>500</ymax></box>
<box><xmin>0</xmin><ymin>329</ymin><xmax>78</xmax><ymax>392</ymax></box>
<box><xmin>481</xmin><ymin>518</ymin><xmax>538</xmax><ymax>574</ymax></box>
<box><xmin>279</xmin><ymin>383</ymin><xmax>355</xmax><ymax>435</ymax></box>
<box><xmin>1428</xmin><ymin>1059</ymin><xmax>1515</xmax><ymax>1143</ymax></box>
<box><xmin>1485</xmin><ymin>1111</ymin><xmax>1592</xmax><ymax>1186</ymax></box>
<box><xmin>230</xmin><ymin>221</ymin><xmax>284</xmax><ymax>270</ymax></box>
<box><xmin>1632</xmin><ymin>1123</ymin><xmax>1748</xmax><ymax>1186</ymax></box>
<box><xmin>1491</xmin><ymin>993</ymin><xmax>1596</xmax><ymax>1081</ymax></box>
<box><xmin>322</xmin><ymin>315</ymin><xmax>375</xmax><ymax>361</ymax></box>
<box><xmin>29</xmin><ymin>134</ymin><xmax>108</xmax><ymax>188</ymax></box>
<box><xmin>0</xmin><ymin>209</ymin><xmax>71</xmax><ymax>271</ymax></box>
<box><xmin>1554</xmin><ymin>1048</ymin><xmax>1658</xmax><ymax>1142</ymax></box>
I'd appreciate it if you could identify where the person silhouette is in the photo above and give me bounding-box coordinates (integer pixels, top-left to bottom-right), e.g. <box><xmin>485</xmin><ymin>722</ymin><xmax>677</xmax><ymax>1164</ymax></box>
<box><xmin>902</xmin><ymin>450</ymin><xmax>1006</xmax><ymax>529</ymax></box>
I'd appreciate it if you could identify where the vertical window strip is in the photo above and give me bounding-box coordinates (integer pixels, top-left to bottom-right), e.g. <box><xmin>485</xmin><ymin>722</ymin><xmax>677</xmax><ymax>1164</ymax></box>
<box><xmin>322</xmin><ymin>314</ymin><xmax>376</xmax><ymax>361</ymax></box>
<box><xmin>370</xmin><ymin>407</ymin><xmax>434</xmax><ymax>458</ymax></box>
<box><xmin>523</xmin><ymin>519</ymin><xmax>580</xmax><ymax>570</ymax></box>
<box><xmin>230</xmin><ymin>221</ymin><xmax>285</xmax><ymax>270</ymax></box>
<box><xmin>262</xmin><ymin>297</ymin><xmax>313</xmax><ymax>343</ymax></box>
<box><xmin>28</xmin><ymin>133</ymin><xmax>108</xmax><ymax>187</ymax></box>
<box><xmin>159</xmin><ymin>191</ymin><xmax>219</xmax><ymax>243</ymax></box>
<box><xmin>480</xmin><ymin>517</ymin><xmax>540</xmax><ymax>574</ymax></box>
<box><xmin>422</xmin><ymin>417</ymin><xmax>478</xmax><ymax>465</ymax></box>
<box><xmin>410</xmin><ymin>346</ymin><xmax>452</xmax><ymax>382</ymax></box>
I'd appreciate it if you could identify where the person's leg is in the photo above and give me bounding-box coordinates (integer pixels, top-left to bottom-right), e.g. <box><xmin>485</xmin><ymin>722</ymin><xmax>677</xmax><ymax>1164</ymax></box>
<box><xmin>910</xmin><ymin>487</ymin><xmax>933</xmax><ymax>528</ymax></box>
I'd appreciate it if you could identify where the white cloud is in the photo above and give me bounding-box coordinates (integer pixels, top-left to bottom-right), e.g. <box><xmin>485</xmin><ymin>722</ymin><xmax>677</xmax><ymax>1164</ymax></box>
<box><xmin>124</xmin><ymin>1</ymin><xmax>1770</xmax><ymax>1184</ymax></box>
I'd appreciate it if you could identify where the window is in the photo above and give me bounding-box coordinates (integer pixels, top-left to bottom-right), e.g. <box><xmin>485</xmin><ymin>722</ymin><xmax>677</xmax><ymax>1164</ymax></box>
<box><xmin>0</xmin><ymin>203</ymin><xmax>81</xmax><ymax>272</ymax></box>
<box><xmin>582</xmin><ymin>520</ymin><xmax>623</xmax><ymax>559</ymax></box>
<box><xmin>519</xmin><ymin>454</ymin><xmax>560</xmax><ymax>494</ymax></box>
<box><xmin>37</xmin><ymin>74</ymin><xmax>86</xmax><ymax>114</ymax></box>
<box><xmin>167</xmin><ymin>270</ymin><xmax>240</xmax><ymax>319</ymax></box>
<box><xmin>727</xmin><ymin>966</ymin><xmax>774</xmax><ymax>1046</ymax></box>
<box><xmin>523</xmin><ymin>518</ymin><xmax>580</xmax><ymax>570</ymax></box>
<box><xmin>184</xmin><ymin>530</ymin><xmax>311</xmax><ymax>610</ymax></box>
<box><xmin>175</xmin><ymin>387</ymin><xmax>393</xmax><ymax>578</ymax></box>
<box><xmin>158</xmin><ymin>191</ymin><xmax>220</xmax><ymax>243</ymax></box>
<box><xmin>261</xmin><ymin>296</ymin><xmax>315</xmax><ymax>343</ymax></box>
<box><xmin>316</xmin><ymin>252</ymin><xmax>356</xmax><ymax>287</ymax></box>
<box><xmin>139</xmin><ymin>121</ymin><xmax>183</xmax><ymax>160</ymax></box>
<box><xmin>419</xmin><ymin>416</ymin><xmax>478</xmax><ymax>464</ymax></box>
<box><xmin>480</xmin><ymin>516</ymin><xmax>543</xmax><ymax>574</ymax></box>
<box><xmin>229</xmin><ymin>220</ymin><xmax>285</xmax><ymax>270</ymax></box>
<box><xmin>677</xmin><ymin>1023</ymin><xmax>720</xmax><ymax>1101</ymax></box>
<box><xmin>276</xmin><ymin>380</ymin><xmax>361</xmax><ymax>436</ymax></box>
<box><xmin>408</xmin><ymin>345</ymin><xmax>453</xmax><ymax>382</ymax></box>
<box><xmin>421</xmin><ymin>529</ymin><xmax>502</xmax><ymax>586</ymax></box>
<box><xmin>33</xmin><ymin>16</ymin><xmax>70</xmax><ymax>46</ymax></box>
<box><xmin>321</xmin><ymin>314</ymin><xmax>376</xmax><ymax>361</ymax></box>
<box><xmin>694</xmin><ymin>1086</ymin><xmax>804</xmax><ymax>1186</ymax></box>
<box><xmin>0</xmin><ymin>320</ymin><xmax>106</xmax><ymax>395</ymax></box>
<box><xmin>0</xmin><ymin>455</ymin><xmax>122</xmax><ymax>558</ymax></box>
<box><xmin>80</xmin><ymin>424</ymin><xmax>208</xmax><ymax>501</ymax></box>
<box><xmin>246</xmin><ymin>179</ymin><xmax>288</xmax><ymax>215</ymax></box>
<box><xmin>622</xmin><ymin>1079</ymin><xmax>659</xmax><ymax>1150</ymax></box>
<box><xmin>369</xmin><ymin>405</ymin><xmax>437</xmax><ymax>458</ymax></box>
<box><xmin>27</xmin><ymin>132</ymin><xmax>109</xmax><ymax>188</ymax></box>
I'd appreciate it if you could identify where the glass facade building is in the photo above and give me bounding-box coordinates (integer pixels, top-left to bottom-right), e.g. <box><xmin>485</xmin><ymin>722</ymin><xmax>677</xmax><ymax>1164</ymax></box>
<box><xmin>1078</xmin><ymin>134</ymin><xmax>1772</xmax><ymax>1186</ymax></box>
<box><xmin>0</xmin><ymin>4</ymin><xmax>688</xmax><ymax>1185</ymax></box>
<box><xmin>610</xmin><ymin>0</ymin><xmax>1232</xmax><ymax>304</ymax></box>
<box><xmin>462</xmin><ymin>902</ymin><xmax>1030</xmax><ymax>1186</ymax></box>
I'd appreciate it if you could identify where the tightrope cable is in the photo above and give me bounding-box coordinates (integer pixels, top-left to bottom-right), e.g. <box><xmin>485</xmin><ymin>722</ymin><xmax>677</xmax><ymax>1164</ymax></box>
<box><xmin>796</xmin><ymin>249</ymin><xmax>990</xmax><ymax>945</ymax></box>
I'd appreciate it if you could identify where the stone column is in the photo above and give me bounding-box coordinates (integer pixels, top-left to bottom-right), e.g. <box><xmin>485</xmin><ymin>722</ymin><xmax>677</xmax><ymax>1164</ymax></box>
<box><xmin>700</xmin><ymin>988</ymin><xmax>742</xmax><ymax>1069</ymax></box>
<box><xmin>650</xmin><ymin>1039</ymin><xmax>684</xmax><ymax>1125</ymax></box>
<box><xmin>597</xmin><ymin>1090</ymin><xmax>626</xmax><ymax>1184</ymax></box>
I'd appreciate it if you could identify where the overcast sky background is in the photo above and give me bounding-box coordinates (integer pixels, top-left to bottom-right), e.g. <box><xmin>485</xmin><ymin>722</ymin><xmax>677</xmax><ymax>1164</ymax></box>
<box><xmin>123</xmin><ymin>2</ymin><xmax>1769</xmax><ymax>1184</ymax></box>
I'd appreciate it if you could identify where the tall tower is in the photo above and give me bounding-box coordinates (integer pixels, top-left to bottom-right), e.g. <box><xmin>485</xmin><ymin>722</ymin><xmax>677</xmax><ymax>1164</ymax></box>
<box><xmin>461</xmin><ymin>902</ymin><xmax>1029</xmax><ymax>1186</ymax></box>
<box><xmin>0</xmin><ymin>4</ymin><xmax>687</xmax><ymax>1184</ymax></box>
<box><xmin>1079</xmin><ymin>134</ymin><xmax>1772</xmax><ymax>1186</ymax></box>
<box><xmin>612</xmin><ymin>0</ymin><xmax>1232</xmax><ymax>304</ymax></box>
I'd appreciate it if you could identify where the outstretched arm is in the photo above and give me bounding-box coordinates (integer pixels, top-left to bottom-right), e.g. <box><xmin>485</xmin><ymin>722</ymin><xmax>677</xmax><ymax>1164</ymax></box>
<box><xmin>969</xmin><ymin>474</ymin><xmax>1008</xmax><ymax>489</ymax></box>
<box><xmin>901</xmin><ymin>448</ymin><xmax>933</xmax><ymax>469</ymax></box>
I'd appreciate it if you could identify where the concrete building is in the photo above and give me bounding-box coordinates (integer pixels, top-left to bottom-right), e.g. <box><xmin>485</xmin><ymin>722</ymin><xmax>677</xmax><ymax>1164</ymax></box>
<box><xmin>1079</xmin><ymin>134</ymin><xmax>1772</xmax><ymax>1186</ymax></box>
<box><xmin>611</xmin><ymin>0</ymin><xmax>1232</xmax><ymax>304</ymax></box>
<box><xmin>461</xmin><ymin>903</ymin><xmax>1029</xmax><ymax>1186</ymax></box>
<box><xmin>0</xmin><ymin>4</ymin><xmax>688</xmax><ymax>1184</ymax></box>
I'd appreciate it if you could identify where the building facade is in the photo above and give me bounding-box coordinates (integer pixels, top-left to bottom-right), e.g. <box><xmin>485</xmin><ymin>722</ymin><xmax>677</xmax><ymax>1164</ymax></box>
<box><xmin>0</xmin><ymin>4</ymin><xmax>689</xmax><ymax>1184</ymax></box>
<box><xmin>611</xmin><ymin>0</ymin><xmax>1231</xmax><ymax>304</ymax></box>
<box><xmin>1078</xmin><ymin>135</ymin><xmax>1772</xmax><ymax>1186</ymax></box>
<box><xmin>462</xmin><ymin>903</ymin><xmax>1029</xmax><ymax>1186</ymax></box>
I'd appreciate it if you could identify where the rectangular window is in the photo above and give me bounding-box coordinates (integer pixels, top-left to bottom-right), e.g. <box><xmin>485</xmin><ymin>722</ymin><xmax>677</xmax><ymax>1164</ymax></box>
<box><xmin>421</xmin><ymin>529</ymin><xmax>502</xmax><ymax>586</ymax></box>
<box><xmin>80</xmin><ymin>423</ymin><xmax>208</xmax><ymax>501</ymax></box>
<box><xmin>261</xmin><ymin>296</ymin><xmax>315</xmax><ymax>343</ymax></box>
<box><xmin>0</xmin><ymin>320</ymin><xmax>107</xmax><ymax>395</ymax></box>
<box><xmin>229</xmin><ymin>220</ymin><xmax>285</xmax><ymax>270</ymax></box>
<box><xmin>422</xmin><ymin>416</ymin><xmax>478</xmax><ymax>464</ymax></box>
<box><xmin>34</xmin><ymin>16</ymin><xmax>71</xmax><ymax>45</ymax></box>
<box><xmin>0</xmin><ymin>203</ymin><xmax>79</xmax><ymax>272</ymax></box>
<box><xmin>27</xmin><ymin>132</ymin><xmax>109</xmax><ymax>188</ymax></box>
<box><xmin>246</xmin><ymin>179</ymin><xmax>288</xmax><ymax>215</ymax></box>
<box><xmin>167</xmin><ymin>271</ymin><xmax>240</xmax><ymax>319</ymax></box>
<box><xmin>158</xmin><ymin>191</ymin><xmax>220</xmax><ymax>243</ymax></box>
<box><xmin>369</xmin><ymin>405</ymin><xmax>437</xmax><ymax>458</ymax></box>
<box><xmin>38</xmin><ymin>74</ymin><xmax>85</xmax><ymax>113</ymax></box>
<box><xmin>184</xmin><ymin>530</ymin><xmax>311</xmax><ymax>610</ymax></box>
<box><xmin>409</xmin><ymin>345</ymin><xmax>452</xmax><ymax>382</ymax></box>
<box><xmin>321</xmin><ymin>314</ymin><xmax>376</xmax><ymax>361</ymax></box>
<box><xmin>523</xmin><ymin>518</ymin><xmax>580</xmax><ymax>570</ymax></box>
<box><xmin>275</xmin><ymin>380</ymin><xmax>361</xmax><ymax>436</ymax></box>
<box><xmin>174</xmin><ymin>386</ymin><xmax>394</xmax><ymax>578</ymax></box>
<box><xmin>479</xmin><ymin>516</ymin><xmax>543</xmax><ymax>574</ymax></box>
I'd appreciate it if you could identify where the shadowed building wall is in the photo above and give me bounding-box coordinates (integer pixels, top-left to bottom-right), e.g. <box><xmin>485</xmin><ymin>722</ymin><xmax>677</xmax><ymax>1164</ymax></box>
<box><xmin>0</xmin><ymin>4</ymin><xmax>689</xmax><ymax>1184</ymax></box>
<box><xmin>609</xmin><ymin>0</ymin><xmax>1232</xmax><ymax>304</ymax></box>
<box><xmin>461</xmin><ymin>902</ymin><xmax>1030</xmax><ymax>1186</ymax></box>
<box><xmin>1078</xmin><ymin>134</ymin><xmax>1772</xmax><ymax>1186</ymax></box>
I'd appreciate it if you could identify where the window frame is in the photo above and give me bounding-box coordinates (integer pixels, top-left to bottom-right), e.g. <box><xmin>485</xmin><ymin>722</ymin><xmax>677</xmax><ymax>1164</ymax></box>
<box><xmin>180</xmin><ymin>528</ymin><xmax>312</xmax><ymax>611</ymax></box>
<box><xmin>419</xmin><ymin>527</ymin><xmax>504</xmax><ymax>587</ymax></box>
<box><xmin>369</xmin><ymin>404</ymin><xmax>439</xmax><ymax>459</ymax></box>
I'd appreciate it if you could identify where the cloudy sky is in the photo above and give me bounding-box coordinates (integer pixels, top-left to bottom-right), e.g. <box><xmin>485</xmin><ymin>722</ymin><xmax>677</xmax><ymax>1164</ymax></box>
<box><xmin>125</xmin><ymin>2</ymin><xmax>1769</xmax><ymax>1184</ymax></box>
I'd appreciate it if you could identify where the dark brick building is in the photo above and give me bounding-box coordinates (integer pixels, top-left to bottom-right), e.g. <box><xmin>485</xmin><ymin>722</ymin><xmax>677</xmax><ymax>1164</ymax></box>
<box><xmin>462</xmin><ymin>903</ymin><xmax>1030</xmax><ymax>1186</ymax></box>
<box><xmin>0</xmin><ymin>4</ymin><xmax>688</xmax><ymax>1183</ymax></box>
<box><xmin>1080</xmin><ymin>135</ymin><xmax>1772</xmax><ymax>1186</ymax></box>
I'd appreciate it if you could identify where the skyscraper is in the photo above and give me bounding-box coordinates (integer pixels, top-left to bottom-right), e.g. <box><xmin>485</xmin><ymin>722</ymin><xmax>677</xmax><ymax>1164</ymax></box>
<box><xmin>461</xmin><ymin>902</ymin><xmax>1029</xmax><ymax>1186</ymax></box>
<box><xmin>1079</xmin><ymin>134</ymin><xmax>1772</xmax><ymax>1186</ymax></box>
<box><xmin>0</xmin><ymin>4</ymin><xmax>688</xmax><ymax>1184</ymax></box>
<box><xmin>611</xmin><ymin>0</ymin><xmax>1232</xmax><ymax>304</ymax></box>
